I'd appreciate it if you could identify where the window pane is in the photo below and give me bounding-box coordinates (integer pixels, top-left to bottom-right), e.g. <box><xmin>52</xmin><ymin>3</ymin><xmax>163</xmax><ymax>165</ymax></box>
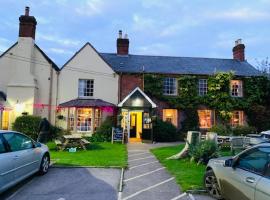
<box><xmin>163</xmin><ymin>78</ymin><xmax>177</xmax><ymax>95</ymax></box>
<box><xmin>77</xmin><ymin>108</ymin><xmax>92</xmax><ymax>132</ymax></box>
<box><xmin>231</xmin><ymin>111</ymin><xmax>244</xmax><ymax>127</ymax></box>
<box><xmin>237</xmin><ymin>148</ymin><xmax>270</xmax><ymax>175</ymax></box>
<box><xmin>198</xmin><ymin>110</ymin><xmax>212</xmax><ymax>128</ymax></box>
<box><xmin>162</xmin><ymin>109</ymin><xmax>178</xmax><ymax>127</ymax></box>
<box><xmin>0</xmin><ymin>138</ymin><xmax>6</xmax><ymax>153</ymax></box>
<box><xmin>199</xmin><ymin>79</ymin><xmax>207</xmax><ymax>96</ymax></box>
<box><xmin>231</xmin><ymin>80</ymin><xmax>243</xmax><ymax>97</ymax></box>
<box><xmin>78</xmin><ymin>79</ymin><xmax>94</xmax><ymax>97</ymax></box>
<box><xmin>3</xmin><ymin>133</ymin><xmax>33</xmax><ymax>151</ymax></box>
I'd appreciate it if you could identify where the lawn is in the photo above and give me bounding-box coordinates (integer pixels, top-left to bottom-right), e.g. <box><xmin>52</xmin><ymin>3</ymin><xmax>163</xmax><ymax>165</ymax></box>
<box><xmin>151</xmin><ymin>144</ymin><xmax>231</xmax><ymax>191</ymax></box>
<box><xmin>47</xmin><ymin>142</ymin><xmax>127</xmax><ymax>168</ymax></box>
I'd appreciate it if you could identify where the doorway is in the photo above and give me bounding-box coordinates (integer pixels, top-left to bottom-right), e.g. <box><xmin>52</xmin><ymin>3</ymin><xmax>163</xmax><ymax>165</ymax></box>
<box><xmin>130</xmin><ymin>113</ymin><xmax>137</xmax><ymax>138</ymax></box>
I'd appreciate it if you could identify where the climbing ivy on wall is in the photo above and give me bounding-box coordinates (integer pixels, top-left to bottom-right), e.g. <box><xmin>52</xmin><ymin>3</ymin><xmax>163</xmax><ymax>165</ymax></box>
<box><xmin>144</xmin><ymin>72</ymin><xmax>270</xmax><ymax>129</ymax></box>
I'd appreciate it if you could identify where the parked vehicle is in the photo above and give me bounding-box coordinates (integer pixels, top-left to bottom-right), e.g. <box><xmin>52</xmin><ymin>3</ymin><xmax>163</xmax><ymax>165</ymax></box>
<box><xmin>246</xmin><ymin>130</ymin><xmax>270</xmax><ymax>146</ymax></box>
<box><xmin>0</xmin><ymin>130</ymin><xmax>50</xmax><ymax>194</ymax></box>
<box><xmin>204</xmin><ymin>143</ymin><xmax>270</xmax><ymax>200</ymax></box>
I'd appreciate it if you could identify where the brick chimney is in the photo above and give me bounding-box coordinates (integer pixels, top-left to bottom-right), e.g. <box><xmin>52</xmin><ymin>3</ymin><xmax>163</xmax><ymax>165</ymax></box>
<box><xmin>117</xmin><ymin>30</ymin><xmax>129</xmax><ymax>55</ymax></box>
<box><xmin>19</xmin><ymin>7</ymin><xmax>37</xmax><ymax>39</ymax></box>
<box><xmin>233</xmin><ymin>39</ymin><xmax>245</xmax><ymax>61</ymax></box>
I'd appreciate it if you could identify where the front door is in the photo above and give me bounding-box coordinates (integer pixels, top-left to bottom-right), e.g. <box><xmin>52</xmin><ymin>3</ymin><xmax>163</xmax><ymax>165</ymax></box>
<box><xmin>130</xmin><ymin>113</ymin><xmax>137</xmax><ymax>138</ymax></box>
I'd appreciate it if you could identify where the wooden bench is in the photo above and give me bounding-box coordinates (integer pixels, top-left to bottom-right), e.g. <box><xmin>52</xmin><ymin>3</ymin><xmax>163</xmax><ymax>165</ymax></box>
<box><xmin>54</xmin><ymin>139</ymin><xmax>63</xmax><ymax>150</ymax></box>
<box><xmin>81</xmin><ymin>139</ymin><xmax>90</xmax><ymax>145</ymax></box>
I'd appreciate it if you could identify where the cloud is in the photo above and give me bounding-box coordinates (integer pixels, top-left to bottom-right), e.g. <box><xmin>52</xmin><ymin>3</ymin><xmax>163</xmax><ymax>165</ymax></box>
<box><xmin>207</xmin><ymin>7</ymin><xmax>270</xmax><ymax>21</ymax></box>
<box><xmin>132</xmin><ymin>14</ymin><xmax>156</xmax><ymax>31</ymax></box>
<box><xmin>48</xmin><ymin>47</ymin><xmax>73</xmax><ymax>55</ymax></box>
<box><xmin>135</xmin><ymin>43</ymin><xmax>171</xmax><ymax>55</ymax></box>
<box><xmin>75</xmin><ymin>0</ymin><xmax>105</xmax><ymax>16</ymax></box>
<box><xmin>37</xmin><ymin>33</ymin><xmax>81</xmax><ymax>47</ymax></box>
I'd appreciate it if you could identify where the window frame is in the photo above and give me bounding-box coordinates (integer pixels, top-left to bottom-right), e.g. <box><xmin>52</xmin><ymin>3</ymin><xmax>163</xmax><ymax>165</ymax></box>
<box><xmin>163</xmin><ymin>77</ymin><xmax>178</xmax><ymax>96</ymax></box>
<box><xmin>230</xmin><ymin>80</ymin><xmax>243</xmax><ymax>97</ymax></box>
<box><xmin>78</xmin><ymin>79</ymin><xmax>94</xmax><ymax>98</ymax></box>
<box><xmin>231</xmin><ymin>111</ymin><xmax>244</xmax><ymax>127</ymax></box>
<box><xmin>198</xmin><ymin>79</ymin><xmax>208</xmax><ymax>96</ymax></box>
<box><xmin>162</xmin><ymin>109</ymin><xmax>178</xmax><ymax>127</ymax></box>
<box><xmin>2</xmin><ymin>132</ymin><xmax>34</xmax><ymax>152</ymax></box>
<box><xmin>198</xmin><ymin>109</ymin><xmax>213</xmax><ymax>129</ymax></box>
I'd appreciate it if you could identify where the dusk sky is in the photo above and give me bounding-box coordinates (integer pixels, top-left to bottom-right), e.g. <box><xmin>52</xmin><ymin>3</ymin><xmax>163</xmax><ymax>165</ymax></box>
<box><xmin>0</xmin><ymin>0</ymin><xmax>270</xmax><ymax>67</ymax></box>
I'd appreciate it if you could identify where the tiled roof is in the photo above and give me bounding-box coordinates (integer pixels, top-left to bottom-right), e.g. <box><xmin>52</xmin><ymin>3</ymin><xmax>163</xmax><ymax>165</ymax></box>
<box><xmin>100</xmin><ymin>53</ymin><xmax>261</xmax><ymax>76</ymax></box>
<box><xmin>59</xmin><ymin>98</ymin><xmax>116</xmax><ymax>107</ymax></box>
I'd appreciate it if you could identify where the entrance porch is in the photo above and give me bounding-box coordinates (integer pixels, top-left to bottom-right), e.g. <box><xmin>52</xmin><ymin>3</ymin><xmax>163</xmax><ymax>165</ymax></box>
<box><xmin>118</xmin><ymin>87</ymin><xmax>157</xmax><ymax>143</ymax></box>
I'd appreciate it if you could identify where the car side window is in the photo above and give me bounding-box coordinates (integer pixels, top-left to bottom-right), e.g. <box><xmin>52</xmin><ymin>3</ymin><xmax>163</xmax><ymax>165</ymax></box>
<box><xmin>235</xmin><ymin>147</ymin><xmax>270</xmax><ymax>175</ymax></box>
<box><xmin>3</xmin><ymin>132</ymin><xmax>33</xmax><ymax>152</ymax></box>
<box><xmin>0</xmin><ymin>137</ymin><xmax>6</xmax><ymax>153</ymax></box>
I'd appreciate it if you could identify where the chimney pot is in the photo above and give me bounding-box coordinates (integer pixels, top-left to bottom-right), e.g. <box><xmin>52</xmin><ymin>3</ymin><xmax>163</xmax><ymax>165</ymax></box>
<box><xmin>25</xmin><ymin>6</ymin><xmax>30</xmax><ymax>16</ymax></box>
<box><xmin>119</xmin><ymin>30</ymin><xmax>122</xmax><ymax>38</ymax></box>
<box><xmin>124</xmin><ymin>34</ymin><xmax>128</xmax><ymax>39</ymax></box>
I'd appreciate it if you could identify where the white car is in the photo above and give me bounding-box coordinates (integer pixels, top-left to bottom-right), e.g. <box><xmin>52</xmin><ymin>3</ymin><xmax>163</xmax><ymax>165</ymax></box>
<box><xmin>0</xmin><ymin>130</ymin><xmax>50</xmax><ymax>194</ymax></box>
<box><xmin>204</xmin><ymin>143</ymin><xmax>270</xmax><ymax>200</ymax></box>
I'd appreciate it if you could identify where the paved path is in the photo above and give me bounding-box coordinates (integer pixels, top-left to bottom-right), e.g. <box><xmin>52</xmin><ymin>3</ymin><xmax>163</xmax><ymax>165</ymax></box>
<box><xmin>2</xmin><ymin>168</ymin><xmax>121</xmax><ymax>200</ymax></box>
<box><xmin>121</xmin><ymin>143</ymin><xmax>214</xmax><ymax>200</ymax></box>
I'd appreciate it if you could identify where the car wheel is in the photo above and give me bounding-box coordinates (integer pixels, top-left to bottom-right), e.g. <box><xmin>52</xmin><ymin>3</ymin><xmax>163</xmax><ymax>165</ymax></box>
<box><xmin>204</xmin><ymin>170</ymin><xmax>223</xmax><ymax>200</ymax></box>
<box><xmin>39</xmin><ymin>154</ymin><xmax>50</xmax><ymax>175</ymax></box>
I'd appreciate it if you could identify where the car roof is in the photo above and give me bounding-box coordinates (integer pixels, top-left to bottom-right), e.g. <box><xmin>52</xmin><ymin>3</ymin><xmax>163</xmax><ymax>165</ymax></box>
<box><xmin>254</xmin><ymin>143</ymin><xmax>270</xmax><ymax>147</ymax></box>
<box><xmin>0</xmin><ymin>130</ymin><xmax>20</xmax><ymax>134</ymax></box>
<box><xmin>261</xmin><ymin>130</ymin><xmax>270</xmax><ymax>135</ymax></box>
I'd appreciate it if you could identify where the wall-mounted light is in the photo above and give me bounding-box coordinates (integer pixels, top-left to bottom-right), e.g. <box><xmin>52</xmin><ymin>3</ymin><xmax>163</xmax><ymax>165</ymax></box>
<box><xmin>15</xmin><ymin>100</ymin><xmax>25</xmax><ymax>114</ymax></box>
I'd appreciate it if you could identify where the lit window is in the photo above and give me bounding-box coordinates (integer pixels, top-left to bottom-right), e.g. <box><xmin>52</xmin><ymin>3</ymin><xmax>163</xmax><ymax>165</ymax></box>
<box><xmin>198</xmin><ymin>79</ymin><xmax>208</xmax><ymax>96</ymax></box>
<box><xmin>198</xmin><ymin>110</ymin><xmax>212</xmax><ymax>128</ymax></box>
<box><xmin>163</xmin><ymin>77</ymin><xmax>177</xmax><ymax>95</ymax></box>
<box><xmin>78</xmin><ymin>79</ymin><xmax>94</xmax><ymax>97</ymax></box>
<box><xmin>94</xmin><ymin>109</ymin><xmax>102</xmax><ymax>131</ymax></box>
<box><xmin>231</xmin><ymin>111</ymin><xmax>244</xmax><ymax>127</ymax></box>
<box><xmin>68</xmin><ymin>108</ymin><xmax>75</xmax><ymax>131</ymax></box>
<box><xmin>163</xmin><ymin>109</ymin><xmax>178</xmax><ymax>127</ymax></box>
<box><xmin>1</xmin><ymin>110</ymin><xmax>9</xmax><ymax>130</ymax></box>
<box><xmin>231</xmin><ymin>80</ymin><xmax>243</xmax><ymax>97</ymax></box>
<box><xmin>77</xmin><ymin>108</ymin><xmax>92</xmax><ymax>132</ymax></box>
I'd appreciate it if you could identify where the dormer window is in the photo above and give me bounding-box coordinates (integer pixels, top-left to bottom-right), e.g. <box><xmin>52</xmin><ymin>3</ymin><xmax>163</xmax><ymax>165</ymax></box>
<box><xmin>163</xmin><ymin>77</ymin><xmax>177</xmax><ymax>95</ymax></box>
<box><xmin>78</xmin><ymin>79</ymin><xmax>94</xmax><ymax>97</ymax></box>
<box><xmin>230</xmin><ymin>80</ymin><xmax>243</xmax><ymax>97</ymax></box>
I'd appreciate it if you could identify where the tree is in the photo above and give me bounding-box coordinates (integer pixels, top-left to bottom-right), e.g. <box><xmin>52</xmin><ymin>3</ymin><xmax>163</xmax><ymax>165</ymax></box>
<box><xmin>256</xmin><ymin>57</ymin><xmax>270</xmax><ymax>78</ymax></box>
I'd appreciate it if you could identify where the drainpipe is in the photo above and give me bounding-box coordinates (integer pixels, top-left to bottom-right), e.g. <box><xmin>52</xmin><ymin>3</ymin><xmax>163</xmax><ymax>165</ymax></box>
<box><xmin>48</xmin><ymin>64</ymin><xmax>53</xmax><ymax>123</ymax></box>
<box><xmin>54</xmin><ymin>71</ymin><xmax>60</xmax><ymax>125</ymax></box>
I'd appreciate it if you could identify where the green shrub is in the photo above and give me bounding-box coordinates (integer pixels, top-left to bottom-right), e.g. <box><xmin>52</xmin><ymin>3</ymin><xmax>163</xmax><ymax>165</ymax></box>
<box><xmin>13</xmin><ymin>115</ymin><xmax>42</xmax><ymax>140</ymax></box>
<box><xmin>246</xmin><ymin>105</ymin><xmax>270</xmax><ymax>132</ymax></box>
<box><xmin>232</xmin><ymin>125</ymin><xmax>257</xmax><ymax>136</ymax></box>
<box><xmin>90</xmin><ymin>117</ymin><xmax>114</xmax><ymax>142</ymax></box>
<box><xmin>153</xmin><ymin>118</ymin><xmax>177</xmax><ymax>142</ymax></box>
<box><xmin>181</xmin><ymin>108</ymin><xmax>199</xmax><ymax>133</ymax></box>
<box><xmin>209</xmin><ymin>124</ymin><xmax>232</xmax><ymax>136</ymax></box>
<box><xmin>189</xmin><ymin>140</ymin><xmax>219</xmax><ymax>164</ymax></box>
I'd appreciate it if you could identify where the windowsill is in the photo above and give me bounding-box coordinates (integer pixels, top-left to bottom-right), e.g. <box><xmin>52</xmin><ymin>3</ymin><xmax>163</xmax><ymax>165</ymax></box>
<box><xmin>78</xmin><ymin>96</ymin><xmax>94</xmax><ymax>99</ymax></box>
<box><xmin>231</xmin><ymin>96</ymin><xmax>243</xmax><ymax>98</ymax></box>
<box><xmin>163</xmin><ymin>94</ymin><xmax>178</xmax><ymax>96</ymax></box>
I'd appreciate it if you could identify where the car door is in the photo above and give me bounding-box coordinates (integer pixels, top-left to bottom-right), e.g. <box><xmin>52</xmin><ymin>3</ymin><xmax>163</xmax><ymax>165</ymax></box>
<box><xmin>2</xmin><ymin>132</ymin><xmax>40</xmax><ymax>179</ymax></box>
<box><xmin>221</xmin><ymin>147</ymin><xmax>267</xmax><ymax>200</ymax></box>
<box><xmin>0</xmin><ymin>134</ymin><xmax>16</xmax><ymax>192</ymax></box>
<box><xmin>254</xmin><ymin>147</ymin><xmax>270</xmax><ymax>200</ymax></box>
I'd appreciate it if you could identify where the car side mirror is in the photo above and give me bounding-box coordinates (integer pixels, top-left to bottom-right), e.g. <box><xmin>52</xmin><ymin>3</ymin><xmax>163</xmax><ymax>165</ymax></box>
<box><xmin>34</xmin><ymin>142</ymin><xmax>42</xmax><ymax>148</ymax></box>
<box><xmin>224</xmin><ymin>158</ymin><xmax>233</xmax><ymax>167</ymax></box>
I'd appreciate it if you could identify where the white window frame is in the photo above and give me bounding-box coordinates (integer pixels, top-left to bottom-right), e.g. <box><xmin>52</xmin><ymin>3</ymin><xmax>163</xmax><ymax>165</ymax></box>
<box><xmin>198</xmin><ymin>79</ymin><xmax>208</xmax><ymax>96</ymax></box>
<box><xmin>231</xmin><ymin>111</ymin><xmax>244</xmax><ymax>127</ymax></box>
<box><xmin>163</xmin><ymin>77</ymin><xmax>177</xmax><ymax>96</ymax></box>
<box><xmin>231</xmin><ymin>80</ymin><xmax>243</xmax><ymax>97</ymax></box>
<box><xmin>78</xmin><ymin>79</ymin><xmax>94</xmax><ymax>98</ymax></box>
<box><xmin>76</xmin><ymin>108</ymin><xmax>92</xmax><ymax>132</ymax></box>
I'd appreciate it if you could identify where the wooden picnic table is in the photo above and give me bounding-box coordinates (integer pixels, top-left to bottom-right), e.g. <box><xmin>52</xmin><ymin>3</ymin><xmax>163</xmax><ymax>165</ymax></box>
<box><xmin>61</xmin><ymin>134</ymin><xmax>90</xmax><ymax>150</ymax></box>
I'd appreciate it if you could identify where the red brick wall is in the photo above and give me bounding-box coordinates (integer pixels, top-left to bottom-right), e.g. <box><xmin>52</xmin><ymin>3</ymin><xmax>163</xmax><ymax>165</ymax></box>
<box><xmin>120</xmin><ymin>74</ymin><xmax>143</xmax><ymax>100</ymax></box>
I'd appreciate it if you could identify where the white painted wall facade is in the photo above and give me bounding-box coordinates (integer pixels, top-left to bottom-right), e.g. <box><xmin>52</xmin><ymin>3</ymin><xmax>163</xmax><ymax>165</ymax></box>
<box><xmin>0</xmin><ymin>37</ymin><xmax>59</xmax><ymax>129</ymax></box>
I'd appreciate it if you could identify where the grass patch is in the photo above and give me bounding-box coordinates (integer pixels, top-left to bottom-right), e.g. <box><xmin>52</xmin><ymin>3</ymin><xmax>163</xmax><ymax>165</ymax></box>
<box><xmin>151</xmin><ymin>144</ymin><xmax>232</xmax><ymax>191</ymax></box>
<box><xmin>48</xmin><ymin>142</ymin><xmax>127</xmax><ymax>168</ymax></box>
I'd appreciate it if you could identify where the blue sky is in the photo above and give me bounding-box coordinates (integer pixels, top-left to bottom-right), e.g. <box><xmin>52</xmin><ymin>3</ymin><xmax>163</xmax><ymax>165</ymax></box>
<box><xmin>0</xmin><ymin>0</ymin><xmax>270</xmax><ymax>67</ymax></box>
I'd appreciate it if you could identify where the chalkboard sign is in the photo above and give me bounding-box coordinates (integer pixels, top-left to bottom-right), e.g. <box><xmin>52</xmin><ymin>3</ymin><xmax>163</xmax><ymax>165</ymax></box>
<box><xmin>112</xmin><ymin>127</ymin><xmax>124</xmax><ymax>143</ymax></box>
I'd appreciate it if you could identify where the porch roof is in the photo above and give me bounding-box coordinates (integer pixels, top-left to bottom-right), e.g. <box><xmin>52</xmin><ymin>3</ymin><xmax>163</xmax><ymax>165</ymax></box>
<box><xmin>59</xmin><ymin>98</ymin><xmax>116</xmax><ymax>108</ymax></box>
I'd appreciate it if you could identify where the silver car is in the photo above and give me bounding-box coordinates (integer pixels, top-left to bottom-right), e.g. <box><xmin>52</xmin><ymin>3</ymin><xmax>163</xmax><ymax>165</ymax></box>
<box><xmin>0</xmin><ymin>130</ymin><xmax>50</xmax><ymax>194</ymax></box>
<box><xmin>205</xmin><ymin>144</ymin><xmax>270</xmax><ymax>200</ymax></box>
